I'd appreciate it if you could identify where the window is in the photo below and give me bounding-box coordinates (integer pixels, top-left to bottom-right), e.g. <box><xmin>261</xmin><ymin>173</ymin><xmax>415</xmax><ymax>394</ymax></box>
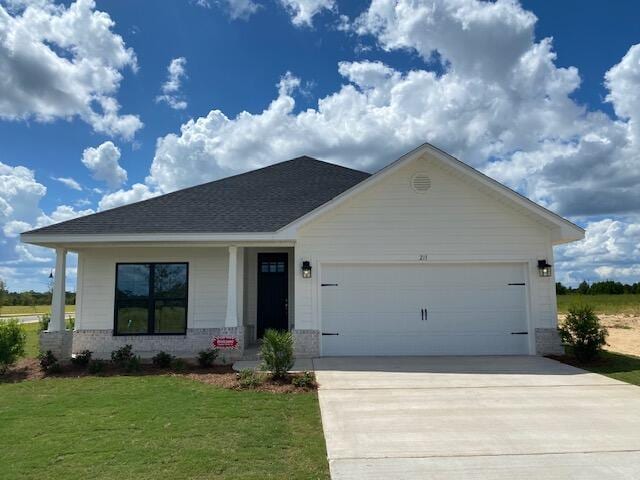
<box><xmin>260</xmin><ymin>260</ymin><xmax>285</xmax><ymax>273</ymax></box>
<box><xmin>115</xmin><ymin>263</ymin><xmax>188</xmax><ymax>335</ymax></box>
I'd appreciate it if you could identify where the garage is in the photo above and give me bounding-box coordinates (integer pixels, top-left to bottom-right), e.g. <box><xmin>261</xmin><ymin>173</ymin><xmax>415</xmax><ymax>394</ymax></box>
<box><xmin>320</xmin><ymin>263</ymin><xmax>530</xmax><ymax>356</ymax></box>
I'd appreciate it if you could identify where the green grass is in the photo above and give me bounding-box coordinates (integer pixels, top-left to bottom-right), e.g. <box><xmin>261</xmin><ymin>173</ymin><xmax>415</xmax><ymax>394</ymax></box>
<box><xmin>21</xmin><ymin>323</ymin><xmax>40</xmax><ymax>358</ymax></box>
<box><xmin>557</xmin><ymin>294</ymin><xmax>640</xmax><ymax>315</ymax></box>
<box><xmin>559</xmin><ymin>351</ymin><xmax>640</xmax><ymax>387</ymax></box>
<box><xmin>0</xmin><ymin>376</ymin><xmax>329</xmax><ymax>480</ymax></box>
<box><xmin>0</xmin><ymin>305</ymin><xmax>75</xmax><ymax>316</ymax></box>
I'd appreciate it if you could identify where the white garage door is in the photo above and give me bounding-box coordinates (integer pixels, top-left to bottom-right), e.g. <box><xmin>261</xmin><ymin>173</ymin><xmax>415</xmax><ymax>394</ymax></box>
<box><xmin>321</xmin><ymin>263</ymin><xmax>530</xmax><ymax>356</ymax></box>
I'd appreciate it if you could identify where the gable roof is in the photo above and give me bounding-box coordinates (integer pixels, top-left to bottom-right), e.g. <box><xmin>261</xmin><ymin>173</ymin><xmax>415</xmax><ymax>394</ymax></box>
<box><xmin>280</xmin><ymin>143</ymin><xmax>585</xmax><ymax>245</ymax></box>
<box><xmin>23</xmin><ymin>156</ymin><xmax>370</xmax><ymax>236</ymax></box>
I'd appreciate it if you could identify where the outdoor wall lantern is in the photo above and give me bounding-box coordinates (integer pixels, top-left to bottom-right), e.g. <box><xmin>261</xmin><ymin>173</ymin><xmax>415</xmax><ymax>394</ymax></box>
<box><xmin>301</xmin><ymin>261</ymin><xmax>312</xmax><ymax>278</ymax></box>
<box><xmin>537</xmin><ymin>259</ymin><xmax>552</xmax><ymax>277</ymax></box>
<box><xmin>49</xmin><ymin>270</ymin><xmax>54</xmax><ymax>279</ymax></box>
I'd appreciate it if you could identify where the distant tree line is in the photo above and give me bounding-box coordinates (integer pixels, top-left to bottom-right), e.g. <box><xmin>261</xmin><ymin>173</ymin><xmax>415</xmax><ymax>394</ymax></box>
<box><xmin>0</xmin><ymin>279</ymin><xmax>75</xmax><ymax>307</ymax></box>
<box><xmin>556</xmin><ymin>280</ymin><xmax>640</xmax><ymax>295</ymax></box>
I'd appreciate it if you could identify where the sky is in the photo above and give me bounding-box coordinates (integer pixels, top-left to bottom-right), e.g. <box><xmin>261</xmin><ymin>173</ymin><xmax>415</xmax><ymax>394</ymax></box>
<box><xmin>1</xmin><ymin>0</ymin><xmax>640</xmax><ymax>292</ymax></box>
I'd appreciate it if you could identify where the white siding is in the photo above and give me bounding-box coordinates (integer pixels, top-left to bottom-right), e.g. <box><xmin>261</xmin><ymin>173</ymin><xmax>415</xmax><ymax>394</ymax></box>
<box><xmin>76</xmin><ymin>247</ymin><xmax>228</xmax><ymax>330</ymax></box>
<box><xmin>294</xmin><ymin>157</ymin><xmax>557</xmax><ymax>335</ymax></box>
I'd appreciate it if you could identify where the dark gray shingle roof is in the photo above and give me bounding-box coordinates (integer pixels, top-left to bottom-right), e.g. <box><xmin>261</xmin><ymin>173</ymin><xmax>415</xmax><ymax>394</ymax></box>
<box><xmin>25</xmin><ymin>156</ymin><xmax>371</xmax><ymax>235</ymax></box>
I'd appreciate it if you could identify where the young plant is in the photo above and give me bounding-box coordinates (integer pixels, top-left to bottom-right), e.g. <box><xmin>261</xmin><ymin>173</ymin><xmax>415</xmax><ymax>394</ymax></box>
<box><xmin>171</xmin><ymin>358</ymin><xmax>188</xmax><ymax>372</ymax></box>
<box><xmin>292</xmin><ymin>371</ymin><xmax>315</xmax><ymax>388</ymax></box>
<box><xmin>0</xmin><ymin>319</ymin><xmax>26</xmax><ymax>374</ymax></box>
<box><xmin>260</xmin><ymin>329</ymin><xmax>294</xmax><ymax>379</ymax></box>
<box><xmin>197</xmin><ymin>348</ymin><xmax>219</xmax><ymax>368</ymax></box>
<box><xmin>152</xmin><ymin>351</ymin><xmax>174</xmax><ymax>368</ymax></box>
<box><xmin>38</xmin><ymin>350</ymin><xmax>61</xmax><ymax>374</ymax></box>
<box><xmin>237</xmin><ymin>368</ymin><xmax>262</xmax><ymax>388</ymax></box>
<box><xmin>559</xmin><ymin>305</ymin><xmax>608</xmax><ymax>362</ymax></box>
<box><xmin>111</xmin><ymin>344</ymin><xmax>135</xmax><ymax>368</ymax></box>
<box><xmin>88</xmin><ymin>359</ymin><xmax>107</xmax><ymax>374</ymax></box>
<box><xmin>38</xmin><ymin>313</ymin><xmax>50</xmax><ymax>332</ymax></box>
<box><xmin>70</xmin><ymin>350</ymin><xmax>92</xmax><ymax>367</ymax></box>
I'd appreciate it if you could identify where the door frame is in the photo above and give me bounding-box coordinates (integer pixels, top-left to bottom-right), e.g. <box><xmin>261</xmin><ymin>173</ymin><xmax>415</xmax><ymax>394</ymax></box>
<box><xmin>316</xmin><ymin>259</ymin><xmax>534</xmax><ymax>356</ymax></box>
<box><xmin>256</xmin><ymin>252</ymin><xmax>289</xmax><ymax>338</ymax></box>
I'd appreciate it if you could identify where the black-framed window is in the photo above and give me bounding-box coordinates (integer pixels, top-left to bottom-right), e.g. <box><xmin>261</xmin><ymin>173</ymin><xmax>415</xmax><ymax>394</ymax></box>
<box><xmin>115</xmin><ymin>263</ymin><xmax>188</xmax><ymax>335</ymax></box>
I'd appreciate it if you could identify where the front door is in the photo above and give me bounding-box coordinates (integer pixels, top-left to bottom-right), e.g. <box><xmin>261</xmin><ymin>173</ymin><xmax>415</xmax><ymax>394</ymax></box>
<box><xmin>257</xmin><ymin>253</ymin><xmax>289</xmax><ymax>338</ymax></box>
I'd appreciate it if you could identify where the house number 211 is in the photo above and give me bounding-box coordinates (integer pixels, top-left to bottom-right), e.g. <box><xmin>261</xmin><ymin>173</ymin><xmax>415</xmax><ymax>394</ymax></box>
<box><xmin>418</xmin><ymin>254</ymin><xmax>428</xmax><ymax>261</ymax></box>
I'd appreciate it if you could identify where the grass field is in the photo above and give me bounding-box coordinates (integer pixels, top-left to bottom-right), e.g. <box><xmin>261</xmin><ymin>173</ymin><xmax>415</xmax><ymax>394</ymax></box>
<box><xmin>0</xmin><ymin>376</ymin><xmax>329</xmax><ymax>480</ymax></box>
<box><xmin>557</xmin><ymin>294</ymin><xmax>640</xmax><ymax>315</ymax></box>
<box><xmin>0</xmin><ymin>305</ymin><xmax>75</xmax><ymax>316</ymax></box>
<box><xmin>557</xmin><ymin>351</ymin><xmax>640</xmax><ymax>387</ymax></box>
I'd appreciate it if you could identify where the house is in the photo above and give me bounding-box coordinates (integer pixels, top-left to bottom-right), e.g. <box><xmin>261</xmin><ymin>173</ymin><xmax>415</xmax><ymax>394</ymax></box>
<box><xmin>21</xmin><ymin>143</ymin><xmax>584</xmax><ymax>360</ymax></box>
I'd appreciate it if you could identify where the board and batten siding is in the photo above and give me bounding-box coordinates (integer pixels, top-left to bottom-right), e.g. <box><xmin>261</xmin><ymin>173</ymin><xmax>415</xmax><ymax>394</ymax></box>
<box><xmin>294</xmin><ymin>157</ymin><xmax>558</xmax><ymax>334</ymax></box>
<box><xmin>75</xmin><ymin>247</ymin><xmax>228</xmax><ymax>331</ymax></box>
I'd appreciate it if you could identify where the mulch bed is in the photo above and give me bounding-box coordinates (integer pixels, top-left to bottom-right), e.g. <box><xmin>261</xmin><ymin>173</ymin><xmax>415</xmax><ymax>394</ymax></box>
<box><xmin>1</xmin><ymin>358</ymin><xmax>317</xmax><ymax>393</ymax></box>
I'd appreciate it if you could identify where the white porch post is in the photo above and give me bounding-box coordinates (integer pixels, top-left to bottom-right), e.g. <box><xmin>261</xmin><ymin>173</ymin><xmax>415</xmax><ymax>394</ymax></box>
<box><xmin>225</xmin><ymin>246</ymin><xmax>241</xmax><ymax>327</ymax></box>
<box><xmin>49</xmin><ymin>247</ymin><xmax>67</xmax><ymax>331</ymax></box>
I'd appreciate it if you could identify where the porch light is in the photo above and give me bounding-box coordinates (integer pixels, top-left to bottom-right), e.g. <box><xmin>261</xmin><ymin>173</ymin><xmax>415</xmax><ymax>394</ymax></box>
<box><xmin>301</xmin><ymin>261</ymin><xmax>312</xmax><ymax>278</ymax></box>
<box><xmin>49</xmin><ymin>270</ymin><xmax>54</xmax><ymax>279</ymax></box>
<box><xmin>537</xmin><ymin>260</ymin><xmax>552</xmax><ymax>277</ymax></box>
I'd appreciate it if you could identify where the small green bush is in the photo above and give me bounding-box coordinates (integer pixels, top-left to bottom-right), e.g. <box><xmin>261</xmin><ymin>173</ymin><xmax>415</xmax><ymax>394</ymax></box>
<box><xmin>38</xmin><ymin>313</ymin><xmax>50</xmax><ymax>332</ymax></box>
<box><xmin>197</xmin><ymin>348</ymin><xmax>218</xmax><ymax>368</ymax></box>
<box><xmin>237</xmin><ymin>368</ymin><xmax>262</xmax><ymax>388</ymax></box>
<box><xmin>0</xmin><ymin>319</ymin><xmax>26</xmax><ymax>374</ymax></box>
<box><xmin>38</xmin><ymin>350</ymin><xmax>61</xmax><ymax>374</ymax></box>
<box><xmin>559</xmin><ymin>305</ymin><xmax>608</xmax><ymax>362</ymax></box>
<box><xmin>292</xmin><ymin>371</ymin><xmax>315</xmax><ymax>388</ymax></box>
<box><xmin>171</xmin><ymin>358</ymin><xmax>188</xmax><ymax>372</ymax></box>
<box><xmin>70</xmin><ymin>350</ymin><xmax>92</xmax><ymax>367</ymax></box>
<box><xmin>152</xmin><ymin>351</ymin><xmax>174</xmax><ymax>368</ymax></box>
<box><xmin>66</xmin><ymin>316</ymin><xmax>75</xmax><ymax>330</ymax></box>
<box><xmin>260</xmin><ymin>329</ymin><xmax>294</xmax><ymax>379</ymax></box>
<box><xmin>88</xmin><ymin>359</ymin><xmax>106</xmax><ymax>374</ymax></box>
<box><xmin>111</xmin><ymin>344</ymin><xmax>135</xmax><ymax>368</ymax></box>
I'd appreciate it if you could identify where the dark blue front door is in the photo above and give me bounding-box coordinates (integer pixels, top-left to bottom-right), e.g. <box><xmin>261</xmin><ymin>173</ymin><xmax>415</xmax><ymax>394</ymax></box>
<box><xmin>257</xmin><ymin>253</ymin><xmax>288</xmax><ymax>338</ymax></box>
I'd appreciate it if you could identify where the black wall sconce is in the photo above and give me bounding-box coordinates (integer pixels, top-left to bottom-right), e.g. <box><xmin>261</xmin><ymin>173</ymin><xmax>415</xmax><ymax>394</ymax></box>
<box><xmin>537</xmin><ymin>259</ymin><xmax>552</xmax><ymax>277</ymax></box>
<box><xmin>301</xmin><ymin>261</ymin><xmax>312</xmax><ymax>278</ymax></box>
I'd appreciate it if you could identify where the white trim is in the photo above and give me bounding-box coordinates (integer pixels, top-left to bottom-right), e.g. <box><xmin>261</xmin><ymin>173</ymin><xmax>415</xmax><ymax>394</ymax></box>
<box><xmin>280</xmin><ymin>143</ymin><xmax>584</xmax><ymax>245</ymax></box>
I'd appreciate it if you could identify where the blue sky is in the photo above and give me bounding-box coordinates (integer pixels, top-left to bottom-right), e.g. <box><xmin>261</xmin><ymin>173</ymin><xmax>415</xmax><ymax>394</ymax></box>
<box><xmin>1</xmin><ymin>0</ymin><xmax>640</xmax><ymax>291</ymax></box>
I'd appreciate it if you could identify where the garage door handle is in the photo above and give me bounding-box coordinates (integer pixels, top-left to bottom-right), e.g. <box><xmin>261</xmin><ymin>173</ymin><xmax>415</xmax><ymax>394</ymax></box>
<box><xmin>511</xmin><ymin>331</ymin><xmax>528</xmax><ymax>335</ymax></box>
<box><xmin>421</xmin><ymin>308</ymin><xmax>424</xmax><ymax>321</ymax></box>
<box><xmin>322</xmin><ymin>332</ymin><xmax>339</xmax><ymax>336</ymax></box>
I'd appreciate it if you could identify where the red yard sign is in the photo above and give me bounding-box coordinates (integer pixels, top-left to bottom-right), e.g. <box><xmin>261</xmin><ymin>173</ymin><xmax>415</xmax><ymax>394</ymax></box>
<box><xmin>212</xmin><ymin>336</ymin><xmax>238</xmax><ymax>349</ymax></box>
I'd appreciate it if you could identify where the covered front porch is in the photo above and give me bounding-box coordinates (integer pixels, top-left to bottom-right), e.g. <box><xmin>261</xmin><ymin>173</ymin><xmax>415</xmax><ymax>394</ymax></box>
<box><xmin>39</xmin><ymin>242</ymin><xmax>316</xmax><ymax>361</ymax></box>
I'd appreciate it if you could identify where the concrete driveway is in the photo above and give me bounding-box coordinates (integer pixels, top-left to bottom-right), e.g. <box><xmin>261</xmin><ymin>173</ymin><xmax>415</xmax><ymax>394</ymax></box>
<box><xmin>313</xmin><ymin>356</ymin><xmax>640</xmax><ymax>479</ymax></box>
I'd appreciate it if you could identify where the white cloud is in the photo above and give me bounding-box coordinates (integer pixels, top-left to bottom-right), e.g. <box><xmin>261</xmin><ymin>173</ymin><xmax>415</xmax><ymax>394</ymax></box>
<box><xmin>98</xmin><ymin>183</ymin><xmax>157</xmax><ymax>211</ymax></box>
<box><xmin>196</xmin><ymin>0</ymin><xmax>261</xmax><ymax>20</ymax></box>
<box><xmin>156</xmin><ymin>57</ymin><xmax>188</xmax><ymax>110</ymax></box>
<box><xmin>278</xmin><ymin>0</ymin><xmax>335</xmax><ymax>27</ymax></box>
<box><xmin>53</xmin><ymin>176</ymin><xmax>82</xmax><ymax>191</ymax></box>
<box><xmin>81</xmin><ymin>141</ymin><xmax>127</xmax><ymax>189</ymax></box>
<box><xmin>0</xmin><ymin>0</ymin><xmax>142</xmax><ymax>139</ymax></box>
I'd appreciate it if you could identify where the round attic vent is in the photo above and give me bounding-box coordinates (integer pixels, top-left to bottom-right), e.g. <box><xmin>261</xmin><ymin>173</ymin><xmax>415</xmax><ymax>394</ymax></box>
<box><xmin>411</xmin><ymin>173</ymin><xmax>431</xmax><ymax>193</ymax></box>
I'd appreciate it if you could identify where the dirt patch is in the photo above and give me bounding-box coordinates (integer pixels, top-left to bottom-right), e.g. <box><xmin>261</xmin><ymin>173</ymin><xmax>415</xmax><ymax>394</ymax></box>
<box><xmin>1</xmin><ymin>359</ymin><xmax>317</xmax><ymax>393</ymax></box>
<box><xmin>558</xmin><ymin>314</ymin><xmax>640</xmax><ymax>357</ymax></box>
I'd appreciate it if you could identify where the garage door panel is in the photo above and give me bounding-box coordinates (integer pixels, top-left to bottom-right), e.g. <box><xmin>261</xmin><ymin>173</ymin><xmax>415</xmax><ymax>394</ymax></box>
<box><xmin>321</xmin><ymin>263</ymin><xmax>529</xmax><ymax>356</ymax></box>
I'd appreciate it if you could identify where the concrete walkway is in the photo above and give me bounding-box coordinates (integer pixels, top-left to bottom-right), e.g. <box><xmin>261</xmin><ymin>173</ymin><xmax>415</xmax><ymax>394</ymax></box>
<box><xmin>313</xmin><ymin>356</ymin><xmax>640</xmax><ymax>479</ymax></box>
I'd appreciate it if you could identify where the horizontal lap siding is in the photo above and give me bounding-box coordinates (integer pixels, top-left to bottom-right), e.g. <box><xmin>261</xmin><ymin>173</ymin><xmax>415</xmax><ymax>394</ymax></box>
<box><xmin>294</xmin><ymin>158</ymin><xmax>556</xmax><ymax>331</ymax></box>
<box><xmin>76</xmin><ymin>247</ymin><xmax>227</xmax><ymax>331</ymax></box>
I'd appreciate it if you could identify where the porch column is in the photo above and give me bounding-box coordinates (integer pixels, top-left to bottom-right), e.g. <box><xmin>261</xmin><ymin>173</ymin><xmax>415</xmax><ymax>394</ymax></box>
<box><xmin>49</xmin><ymin>247</ymin><xmax>67</xmax><ymax>331</ymax></box>
<box><xmin>225</xmin><ymin>246</ymin><xmax>243</xmax><ymax>327</ymax></box>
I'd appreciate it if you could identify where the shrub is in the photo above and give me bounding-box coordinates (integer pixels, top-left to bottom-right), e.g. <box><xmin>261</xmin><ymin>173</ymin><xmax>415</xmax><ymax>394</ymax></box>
<box><xmin>197</xmin><ymin>348</ymin><xmax>218</xmax><ymax>368</ymax></box>
<box><xmin>172</xmin><ymin>358</ymin><xmax>188</xmax><ymax>372</ymax></box>
<box><xmin>111</xmin><ymin>345</ymin><xmax>135</xmax><ymax>368</ymax></box>
<box><xmin>66</xmin><ymin>316</ymin><xmax>75</xmax><ymax>330</ymax></box>
<box><xmin>237</xmin><ymin>368</ymin><xmax>261</xmax><ymax>388</ymax></box>
<box><xmin>87</xmin><ymin>359</ymin><xmax>106</xmax><ymax>374</ymax></box>
<box><xmin>152</xmin><ymin>351</ymin><xmax>174</xmax><ymax>368</ymax></box>
<box><xmin>260</xmin><ymin>329</ymin><xmax>294</xmax><ymax>379</ymax></box>
<box><xmin>125</xmin><ymin>355</ymin><xmax>142</xmax><ymax>373</ymax></box>
<box><xmin>38</xmin><ymin>313</ymin><xmax>50</xmax><ymax>332</ymax></box>
<box><xmin>559</xmin><ymin>305</ymin><xmax>608</xmax><ymax>362</ymax></box>
<box><xmin>0</xmin><ymin>319</ymin><xmax>26</xmax><ymax>374</ymax></box>
<box><xmin>38</xmin><ymin>350</ymin><xmax>61</xmax><ymax>374</ymax></box>
<box><xmin>70</xmin><ymin>350</ymin><xmax>92</xmax><ymax>367</ymax></box>
<box><xmin>292</xmin><ymin>371</ymin><xmax>315</xmax><ymax>388</ymax></box>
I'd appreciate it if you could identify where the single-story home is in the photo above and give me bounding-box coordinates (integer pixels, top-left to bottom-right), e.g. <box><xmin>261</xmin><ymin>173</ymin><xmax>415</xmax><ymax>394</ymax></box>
<box><xmin>21</xmin><ymin>143</ymin><xmax>584</xmax><ymax>360</ymax></box>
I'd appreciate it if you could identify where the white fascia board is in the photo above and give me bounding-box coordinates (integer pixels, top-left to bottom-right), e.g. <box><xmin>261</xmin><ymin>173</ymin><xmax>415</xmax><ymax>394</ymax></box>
<box><xmin>20</xmin><ymin>231</ymin><xmax>296</xmax><ymax>248</ymax></box>
<box><xmin>280</xmin><ymin>142</ymin><xmax>585</xmax><ymax>244</ymax></box>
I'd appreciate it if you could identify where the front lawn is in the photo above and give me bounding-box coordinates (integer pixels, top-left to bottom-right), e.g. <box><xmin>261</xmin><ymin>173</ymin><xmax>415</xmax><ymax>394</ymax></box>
<box><xmin>555</xmin><ymin>351</ymin><xmax>640</xmax><ymax>387</ymax></box>
<box><xmin>0</xmin><ymin>375</ymin><xmax>329</xmax><ymax>480</ymax></box>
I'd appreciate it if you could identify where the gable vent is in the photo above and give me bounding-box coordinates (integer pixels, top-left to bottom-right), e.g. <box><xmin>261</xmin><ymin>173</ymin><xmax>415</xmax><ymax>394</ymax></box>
<box><xmin>411</xmin><ymin>173</ymin><xmax>431</xmax><ymax>193</ymax></box>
